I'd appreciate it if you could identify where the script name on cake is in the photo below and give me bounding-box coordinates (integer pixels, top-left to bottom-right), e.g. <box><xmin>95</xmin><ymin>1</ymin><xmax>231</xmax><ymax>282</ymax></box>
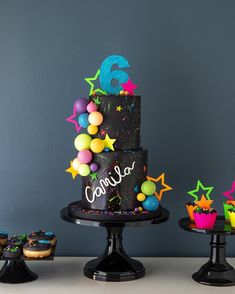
<box><xmin>85</xmin><ymin>161</ymin><xmax>136</xmax><ymax>203</ymax></box>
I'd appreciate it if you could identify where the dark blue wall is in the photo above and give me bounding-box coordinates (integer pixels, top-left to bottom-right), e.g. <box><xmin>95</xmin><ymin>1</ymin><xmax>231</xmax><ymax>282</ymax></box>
<box><xmin>1</xmin><ymin>0</ymin><xmax>235</xmax><ymax>256</ymax></box>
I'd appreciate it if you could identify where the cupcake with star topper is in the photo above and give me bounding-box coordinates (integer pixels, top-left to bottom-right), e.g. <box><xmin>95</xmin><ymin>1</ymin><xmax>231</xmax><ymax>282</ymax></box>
<box><xmin>186</xmin><ymin>180</ymin><xmax>214</xmax><ymax>222</ymax></box>
<box><xmin>193</xmin><ymin>195</ymin><xmax>217</xmax><ymax>229</ymax></box>
<box><xmin>222</xmin><ymin>181</ymin><xmax>235</xmax><ymax>223</ymax></box>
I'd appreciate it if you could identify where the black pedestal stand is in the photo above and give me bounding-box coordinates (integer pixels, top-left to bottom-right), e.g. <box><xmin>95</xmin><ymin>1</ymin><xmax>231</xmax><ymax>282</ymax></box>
<box><xmin>0</xmin><ymin>259</ymin><xmax>37</xmax><ymax>284</ymax></box>
<box><xmin>61</xmin><ymin>207</ymin><xmax>169</xmax><ymax>282</ymax></box>
<box><xmin>179</xmin><ymin>216</ymin><xmax>235</xmax><ymax>287</ymax></box>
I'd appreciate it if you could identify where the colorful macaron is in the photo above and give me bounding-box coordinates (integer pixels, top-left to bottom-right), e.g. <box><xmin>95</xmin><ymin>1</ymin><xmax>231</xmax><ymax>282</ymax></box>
<box><xmin>23</xmin><ymin>240</ymin><xmax>52</xmax><ymax>259</ymax></box>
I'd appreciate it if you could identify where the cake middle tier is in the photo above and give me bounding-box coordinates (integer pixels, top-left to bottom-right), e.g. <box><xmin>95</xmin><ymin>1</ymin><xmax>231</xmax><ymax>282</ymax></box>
<box><xmin>90</xmin><ymin>94</ymin><xmax>141</xmax><ymax>150</ymax></box>
<box><xmin>81</xmin><ymin>148</ymin><xmax>147</xmax><ymax>211</ymax></box>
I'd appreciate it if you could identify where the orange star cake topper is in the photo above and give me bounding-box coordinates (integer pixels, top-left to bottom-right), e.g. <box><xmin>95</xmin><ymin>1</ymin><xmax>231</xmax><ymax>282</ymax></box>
<box><xmin>147</xmin><ymin>173</ymin><xmax>172</xmax><ymax>201</ymax></box>
<box><xmin>195</xmin><ymin>195</ymin><xmax>213</xmax><ymax>210</ymax></box>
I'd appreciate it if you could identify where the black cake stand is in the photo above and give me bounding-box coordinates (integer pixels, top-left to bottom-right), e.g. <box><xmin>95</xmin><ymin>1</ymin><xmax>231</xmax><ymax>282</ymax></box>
<box><xmin>0</xmin><ymin>247</ymin><xmax>56</xmax><ymax>284</ymax></box>
<box><xmin>179</xmin><ymin>216</ymin><xmax>235</xmax><ymax>287</ymax></box>
<box><xmin>61</xmin><ymin>206</ymin><xmax>169</xmax><ymax>282</ymax></box>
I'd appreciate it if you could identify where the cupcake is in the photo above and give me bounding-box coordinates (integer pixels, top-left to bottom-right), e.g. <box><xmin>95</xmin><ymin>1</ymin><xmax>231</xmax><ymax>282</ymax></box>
<box><xmin>194</xmin><ymin>207</ymin><xmax>217</xmax><ymax>229</ymax></box>
<box><xmin>186</xmin><ymin>201</ymin><xmax>198</xmax><ymax>221</ymax></box>
<box><xmin>0</xmin><ymin>230</ymin><xmax>8</xmax><ymax>246</ymax></box>
<box><xmin>223</xmin><ymin>201</ymin><xmax>235</xmax><ymax>222</ymax></box>
<box><xmin>8</xmin><ymin>236</ymin><xmax>25</xmax><ymax>249</ymax></box>
<box><xmin>193</xmin><ymin>194</ymin><xmax>217</xmax><ymax>229</ymax></box>
<box><xmin>3</xmin><ymin>244</ymin><xmax>21</xmax><ymax>259</ymax></box>
<box><xmin>28</xmin><ymin>230</ymin><xmax>56</xmax><ymax>246</ymax></box>
<box><xmin>23</xmin><ymin>240</ymin><xmax>52</xmax><ymax>259</ymax></box>
<box><xmin>228</xmin><ymin>208</ymin><xmax>235</xmax><ymax>228</ymax></box>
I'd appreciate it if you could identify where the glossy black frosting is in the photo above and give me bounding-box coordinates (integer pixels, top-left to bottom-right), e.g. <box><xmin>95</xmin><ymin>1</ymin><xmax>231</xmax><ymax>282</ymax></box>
<box><xmin>3</xmin><ymin>245</ymin><xmax>21</xmax><ymax>259</ymax></box>
<box><xmin>8</xmin><ymin>236</ymin><xmax>25</xmax><ymax>248</ymax></box>
<box><xmin>28</xmin><ymin>230</ymin><xmax>55</xmax><ymax>241</ymax></box>
<box><xmin>90</xmin><ymin>94</ymin><xmax>141</xmax><ymax>150</ymax></box>
<box><xmin>24</xmin><ymin>240</ymin><xmax>51</xmax><ymax>251</ymax></box>
<box><xmin>80</xmin><ymin>148</ymin><xmax>147</xmax><ymax>211</ymax></box>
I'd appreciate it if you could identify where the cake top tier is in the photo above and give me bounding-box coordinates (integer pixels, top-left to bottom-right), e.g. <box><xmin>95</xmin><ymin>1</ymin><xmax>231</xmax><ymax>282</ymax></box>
<box><xmin>88</xmin><ymin>94</ymin><xmax>141</xmax><ymax>150</ymax></box>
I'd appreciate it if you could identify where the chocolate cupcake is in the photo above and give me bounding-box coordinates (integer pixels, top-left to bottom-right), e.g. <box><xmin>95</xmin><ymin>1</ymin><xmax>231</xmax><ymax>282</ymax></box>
<box><xmin>23</xmin><ymin>240</ymin><xmax>52</xmax><ymax>259</ymax></box>
<box><xmin>8</xmin><ymin>236</ymin><xmax>25</xmax><ymax>249</ymax></box>
<box><xmin>28</xmin><ymin>230</ymin><xmax>56</xmax><ymax>246</ymax></box>
<box><xmin>3</xmin><ymin>244</ymin><xmax>21</xmax><ymax>259</ymax></box>
<box><xmin>0</xmin><ymin>230</ymin><xmax>8</xmax><ymax>246</ymax></box>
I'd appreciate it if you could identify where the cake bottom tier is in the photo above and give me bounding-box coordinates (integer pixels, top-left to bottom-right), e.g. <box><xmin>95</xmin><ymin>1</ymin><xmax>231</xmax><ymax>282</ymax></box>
<box><xmin>68</xmin><ymin>201</ymin><xmax>163</xmax><ymax>221</ymax></box>
<box><xmin>81</xmin><ymin>148</ymin><xmax>147</xmax><ymax>211</ymax></box>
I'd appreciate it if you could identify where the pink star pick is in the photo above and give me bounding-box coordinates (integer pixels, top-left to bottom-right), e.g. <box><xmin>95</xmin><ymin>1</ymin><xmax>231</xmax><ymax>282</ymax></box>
<box><xmin>66</xmin><ymin>105</ymin><xmax>81</xmax><ymax>133</ymax></box>
<box><xmin>121</xmin><ymin>79</ymin><xmax>138</xmax><ymax>95</ymax></box>
<box><xmin>222</xmin><ymin>181</ymin><xmax>235</xmax><ymax>200</ymax></box>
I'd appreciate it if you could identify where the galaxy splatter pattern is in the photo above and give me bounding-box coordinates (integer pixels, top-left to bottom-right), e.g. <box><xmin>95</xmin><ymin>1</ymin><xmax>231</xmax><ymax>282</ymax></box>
<box><xmin>91</xmin><ymin>95</ymin><xmax>141</xmax><ymax>150</ymax></box>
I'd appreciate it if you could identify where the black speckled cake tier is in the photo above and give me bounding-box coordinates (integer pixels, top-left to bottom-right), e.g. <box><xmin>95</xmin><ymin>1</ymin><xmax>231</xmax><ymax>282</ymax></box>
<box><xmin>90</xmin><ymin>94</ymin><xmax>141</xmax><ymax>150</ymax></box>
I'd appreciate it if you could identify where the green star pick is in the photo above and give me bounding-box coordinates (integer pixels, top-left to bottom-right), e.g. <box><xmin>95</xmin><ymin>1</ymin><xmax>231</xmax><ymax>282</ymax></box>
<box><xmin>84</xmin><ymin>69</ymin><xmax>106</xmax><ymax>95</ymax></box>
<box><xmin>93</xmin><ymin>96</ymin><xmax>101</xmax><ymax>105</ymax></box>
<box><xmin>90</xmin><ymin>172</ymin><xmax>97</xmax><ymax>181</ymax></box>
<box><xmin>187</xmin><ymin>179</ymin><xmax>214</xmax><ymax>201</ymax></box>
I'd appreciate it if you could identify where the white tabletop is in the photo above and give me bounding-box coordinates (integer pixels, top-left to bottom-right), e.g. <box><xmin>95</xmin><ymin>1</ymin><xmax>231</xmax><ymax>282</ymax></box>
<box><xmin>0</xmin><ymin>257</ymin><xmax>234</xmax><ymax>293</ymax></box>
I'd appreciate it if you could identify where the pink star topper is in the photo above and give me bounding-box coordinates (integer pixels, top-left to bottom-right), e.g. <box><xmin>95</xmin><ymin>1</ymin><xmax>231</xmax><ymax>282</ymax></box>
<box><xmin>121</xmin><ymin>79</ymin><xmax>138</xmax><ymax>95</ymax></box>
<box><xmin>222</xmin><ymin>181</ymin><xmax>235</xmax><ymax>200</ymax></box>
<box><xmin>66</xmin><ymin>105</ymin><xmax>81</xmax><ymax>133</ymax></box>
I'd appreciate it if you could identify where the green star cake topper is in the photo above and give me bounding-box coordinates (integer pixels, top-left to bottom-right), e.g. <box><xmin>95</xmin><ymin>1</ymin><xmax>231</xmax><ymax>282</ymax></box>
<box><xmin>187</xmin><ymin>179</ymin><xmax>214</xmax><ymax>201</ymax></box>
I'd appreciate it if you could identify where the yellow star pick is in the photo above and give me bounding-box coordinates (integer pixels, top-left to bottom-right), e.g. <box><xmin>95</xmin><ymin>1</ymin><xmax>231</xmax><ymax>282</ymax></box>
<box><xmin>147</xmin><ymin>173</ymin><xmax>173</xmax><ymax>201</ymax></box>
<box><xmin>103</xmin><ymin>133</ymin><xmax>116</xmax><ymax>151</ymax></box>
<box><xmin>116</xmin><ymin>105</ymin><xmax>122</xmax><ymax>112</ymax></box>
<box><xmin>195</xmin><ymin>195</ymin><xmax>213</xmax><ymax>210</ymax></box>
<box><xmin>66</xmin><ymin>161</ymin><xmax>79</xmax><ymax>180</ymax></box>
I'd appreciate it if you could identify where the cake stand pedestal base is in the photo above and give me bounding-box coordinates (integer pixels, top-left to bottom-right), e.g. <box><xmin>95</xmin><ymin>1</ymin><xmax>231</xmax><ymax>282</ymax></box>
<box><xmin>0</xmin><ymin>260</ymin><xmax>38</xmax><ymax>284</ymax></box>
<box><xmin>84</xmin><ymin>226</ymin><xmax>145</xmax><ymax>281</ymax></box>
<box><xmin>61</xmin><ymin>206</ymin><xmax>169</xmax><ymax>282</ymax></box>
<box><xmin>192</xmin><ymin>234</ymin><xmax>235</xmax><ymax>287</ymax></box>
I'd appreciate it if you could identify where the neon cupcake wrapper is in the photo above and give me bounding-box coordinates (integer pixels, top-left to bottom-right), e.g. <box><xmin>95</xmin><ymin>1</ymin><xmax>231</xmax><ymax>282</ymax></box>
<box><xmin>223</xmin><ymin>203</ymin><xmax>234</xmax><ymax>221</ymax></box>
<box><xmin>228</xmin><ymin>211</ymin><xmax>235</xmax><ymax>228</ymax></box>
<box><xmin>186</xmin><ymin>204</ymin><xmax>197</xmax><ymax>222</ymax></box>
<box><xmin>193</xmin><ymin>212</ymin><xmax>217</xmax><ymax>229</ymax></box>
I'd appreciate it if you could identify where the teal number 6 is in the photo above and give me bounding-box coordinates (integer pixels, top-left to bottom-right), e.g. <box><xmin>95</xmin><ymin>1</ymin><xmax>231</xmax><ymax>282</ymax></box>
<box><xmin>99</xmin><ymin>55</ymin><xmax>130</xmax><ymax>94</ymax></box>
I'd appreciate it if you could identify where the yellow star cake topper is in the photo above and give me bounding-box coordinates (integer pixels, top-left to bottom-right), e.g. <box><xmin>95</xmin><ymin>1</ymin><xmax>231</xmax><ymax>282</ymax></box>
<box><xmin>195</xmin><ymin>195</ymin><xmax>213</xmax><ymax>210</ymax></box>
<box><xmin>103</xmin><ymin>133</ymin><xmax>116</xmax><ymax>151</ymax></box>
<box><xmin>147</xmin><ymin>173</ymin><xmax>172</xmax><ymax>201</ymax></box>
<box><xmin>66</xmin><ymin>161</ymin><xmax>79</xmax><ymax>180</ymax></box>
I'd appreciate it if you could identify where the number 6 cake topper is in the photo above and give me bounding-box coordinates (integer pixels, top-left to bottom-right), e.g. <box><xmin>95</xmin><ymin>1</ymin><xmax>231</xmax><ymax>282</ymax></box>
<box><xmin>99</xmin><ymin>55</ymin><xmax>130</xmax><ymax>94</ymax></box>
